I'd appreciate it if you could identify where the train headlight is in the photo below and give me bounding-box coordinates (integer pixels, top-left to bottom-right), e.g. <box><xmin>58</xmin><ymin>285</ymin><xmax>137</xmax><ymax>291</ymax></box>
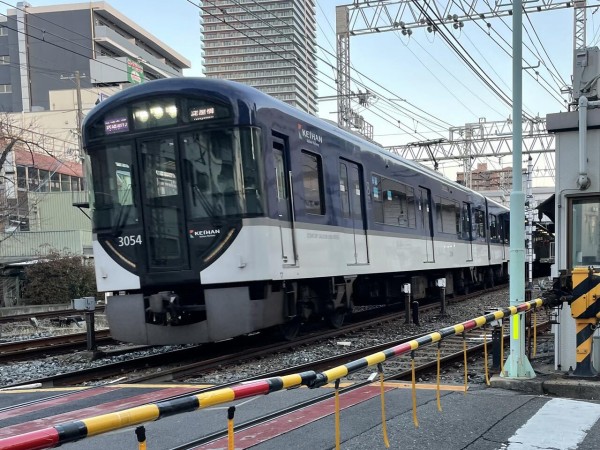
<box><xmin>150</xmin><ymin>106</ymin><xmax>164</xmax><ymax>119</ymax></box>
<box><xmin>134</xmin><ymin>109</ymin><xmax>149</xmax><ymax>123</ymax></box>
<box><xmin>165</xmin><ymin>105</ymin><xmax>178</xmax><ymax>118</ymax></box>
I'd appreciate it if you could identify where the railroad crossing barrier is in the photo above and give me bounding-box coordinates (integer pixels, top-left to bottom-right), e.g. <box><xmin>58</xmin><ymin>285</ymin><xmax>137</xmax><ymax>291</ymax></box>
<box><xmin>0</xmin><ymin>296</ymin><xmax>550</xmax><ymax>450</ymax></box>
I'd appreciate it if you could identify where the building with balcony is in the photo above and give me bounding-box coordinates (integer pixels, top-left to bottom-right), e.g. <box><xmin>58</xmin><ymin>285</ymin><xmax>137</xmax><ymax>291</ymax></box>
<box><xmin>201</xmin><ymin>0</ymin><xmax>318</xmax><ymax>115</ymax></box>
<box><xmin>0</xmin><ymin>1</ymin><xmax>191</xmax><ymax>112</ymax></box>
<box><xmin>456</xmin><ymin>163</ymin><xmax>513</xmax><ymax>192</ymax></box>
<box><xmin>0</xmin><ymin>2</ymin><xmax>192</xmax><ymax>305</ymax></box>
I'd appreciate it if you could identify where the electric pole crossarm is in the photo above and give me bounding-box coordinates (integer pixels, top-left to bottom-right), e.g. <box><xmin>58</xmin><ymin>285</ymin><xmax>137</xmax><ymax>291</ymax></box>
<box><xmin>346</xmin><ymin>0</ymin><xmax>579</xmax><ymax>36</ymax></box>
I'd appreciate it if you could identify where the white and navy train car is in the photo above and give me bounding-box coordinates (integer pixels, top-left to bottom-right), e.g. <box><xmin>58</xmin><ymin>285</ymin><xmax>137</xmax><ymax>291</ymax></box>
<box><xmin>82</xmin><ymin>78</ymin><xmax>509</xmax><ymax>345</ymax></box>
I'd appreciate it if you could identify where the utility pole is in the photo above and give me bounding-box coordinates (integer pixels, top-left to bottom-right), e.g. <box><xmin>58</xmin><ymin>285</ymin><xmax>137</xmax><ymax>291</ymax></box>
<box><xmin>504</xmin><ymin>0</ymin><xmax>535</xmax><ymax>379</ymax></box>
<box><xmin>75</xmin><ymin>70</ymin><xmax>83</xmax><ymax>154</ymax></box>
<box><xmin>60</xmin><ymin>71</ymin><xmax>85</xmax><ymax>154</ymax></box>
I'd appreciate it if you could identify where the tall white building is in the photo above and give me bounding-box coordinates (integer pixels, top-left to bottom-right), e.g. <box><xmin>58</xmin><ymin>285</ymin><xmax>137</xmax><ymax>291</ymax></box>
<box><xmin>201</xmin><ymin>0</ymin><xmax>318</xmax><ymax>115</ymax></box>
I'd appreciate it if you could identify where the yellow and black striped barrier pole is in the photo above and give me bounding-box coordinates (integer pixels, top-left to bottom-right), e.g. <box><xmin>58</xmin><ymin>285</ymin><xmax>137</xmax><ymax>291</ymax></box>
<box><xmin>0</xmin><ymin>296</ymin><xmax>552</xmax><ymax>450</ymax></box>
<box><xmin>569</xmin><ymin>267</ymin><xmax>600</xmax><ymax>377</ymax></box>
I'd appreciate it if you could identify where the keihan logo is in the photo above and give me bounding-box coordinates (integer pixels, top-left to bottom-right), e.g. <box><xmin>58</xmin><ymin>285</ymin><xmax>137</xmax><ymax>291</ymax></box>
<box><xmin>189</xmin><ymin>229</ymin><xmax>220</xmax><ymax>239</ymax></box>
<box><xmin>298</xmin><ymin>124</ymin><xmax>323</xmax><ymax>146</ymax></box>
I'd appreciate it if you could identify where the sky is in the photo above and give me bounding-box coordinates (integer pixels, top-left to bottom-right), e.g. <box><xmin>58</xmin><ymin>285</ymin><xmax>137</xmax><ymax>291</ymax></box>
<box><xmin>1</xmin><ymin>0</ymin><xmax>586</xmax><ymax>181</ymax></box>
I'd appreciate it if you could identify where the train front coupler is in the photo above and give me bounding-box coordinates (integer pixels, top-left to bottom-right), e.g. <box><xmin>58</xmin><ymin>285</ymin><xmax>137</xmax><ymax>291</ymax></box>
<box><xmin>146</xmin><ymin>291</ymin><xmax>206</xmax><ymax>326</ymax></box>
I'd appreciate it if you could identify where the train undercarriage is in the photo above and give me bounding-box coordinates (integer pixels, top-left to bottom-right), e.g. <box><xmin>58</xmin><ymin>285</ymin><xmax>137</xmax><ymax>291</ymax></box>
<box><xmin>106</xmin><ymin>263</ymin><xmax>508</xmax><ymax>345</ymax></box>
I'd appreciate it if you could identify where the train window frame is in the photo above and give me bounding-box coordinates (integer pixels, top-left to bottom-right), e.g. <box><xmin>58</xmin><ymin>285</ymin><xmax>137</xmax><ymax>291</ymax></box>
<box><xmin>568</xmin><ymin>196</ymin><xmax>600</xmax><ymax>268</ymax></box>
<box><xmin>489</xmin><ymin>214</ymin><xmax>498</xmax><ymax>241</ymax></box>
<box><xmin>371</xmin><ymin>173</ymin><xmax>416</xmax><ymax>228</ymax></box>
<box><xmin>437</xmin><ymin>196</ymin><xmax>460</xmax><ymax>235</ymax></box>
<box><xmin>339</xmin><ymin>161</ymin><xmax>351</xmax><ymax>219</ymax></box>
<box><xmin>474</xmin><ymin>208</ymin><xmax>486</xmax><ymax>239</ymax></box>
<box><xmin>301</xmin><ymin>150</ymin><xmax>325</xmax><ymax>216</ymax></box>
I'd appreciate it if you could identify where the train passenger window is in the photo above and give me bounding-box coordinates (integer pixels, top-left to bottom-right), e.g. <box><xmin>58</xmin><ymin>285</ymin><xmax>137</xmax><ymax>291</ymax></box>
<box><xmin>339</xmin><ymin>162</ymin><xmax>350</xmax><ymax>218</ymax></box>
<box><xmin>301</xmin><ymin>151</ymin><xmax>324</xmax><ymax>215</ymax></box>
<box><xmin>461</xmin><ymin>203</ymin><xmax>471</xmax><ymax>240</ymax></box>
<box><xmin>474</xmin><ymin>209</ymin><xmax>486</xmax><ymax>238</ymax></box>
<box><xmin>489</xmin><ymin>214</ymin><xmax>498</xmax><ymax>240</ymax></box>
<box><xmin>274</xmin><ymin>150</ymin><xmax>287</xmax><ymax>201</ymax></box>
<box><xmin>140</xmin><ymin>138</ymin><xmax>178</xmax><ymax>199</ymax></box>
<box><xmin>437</xmin><ymin>197</ymin><xmax>459</xmax><ymax>234</ymax></box>
<box><xmin>570</xmin><ymin>197</ymin><xmax>600</xmax><ymax>267</ymax></box>
<box><xmin>372</xmin><ymin>174</ymin><xmax>415</xmax><ymax>228</ymax></box>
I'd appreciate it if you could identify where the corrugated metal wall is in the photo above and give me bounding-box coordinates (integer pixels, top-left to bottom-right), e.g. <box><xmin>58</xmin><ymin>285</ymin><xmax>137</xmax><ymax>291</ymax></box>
<box><xmin>0</xmin><ymin>230</ymin><xmax>92</xmax><ymax>259</ymax></box>
<box><xmin>28</xmin><ymin>192</ymin><xmax>91</xmax><ymax>232</ymax></box>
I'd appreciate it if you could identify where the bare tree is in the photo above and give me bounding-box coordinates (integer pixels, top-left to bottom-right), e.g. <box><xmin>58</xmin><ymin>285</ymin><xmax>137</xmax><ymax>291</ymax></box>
<box><xmin>0</xmin><ymin>113</ymin><xmax>61</xmax><ymax>242</ymax></box>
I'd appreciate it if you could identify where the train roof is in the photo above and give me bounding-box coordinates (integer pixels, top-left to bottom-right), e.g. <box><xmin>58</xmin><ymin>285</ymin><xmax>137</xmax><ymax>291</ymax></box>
<box><xmin>84</xmin><ymin>77</ymin><xmax>504</xmax><ymax>210</ymax></box>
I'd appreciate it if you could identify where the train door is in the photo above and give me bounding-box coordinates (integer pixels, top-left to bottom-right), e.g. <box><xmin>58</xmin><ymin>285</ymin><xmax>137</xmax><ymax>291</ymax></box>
<box><xmin>419</xmin><ymin>187</ymin><xmax>435</xmax><ymax>262</ymax></box>
<box><xmin>340</xmin><ymin>160</ymin><xmax>369</xmax><ymax>264</ymax></box>
<box><xmin>462</xmin><ymin>202</ymin><xmax>474</xmax><ymax>262</ymax></box>
<box><xmin>138</xmin><ymin>136</ymin><xmax>190</xmax><ymax>272</ymax></box>
<box><xmin>272</xmin><ymin>134</ymin><xmax>297</xmax><ymax>266</ymax></box>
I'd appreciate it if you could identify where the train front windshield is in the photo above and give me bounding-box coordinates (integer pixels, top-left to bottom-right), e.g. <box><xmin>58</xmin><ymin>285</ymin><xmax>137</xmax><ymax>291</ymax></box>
<box><xmin>89</xmin><ymin>126</ymin><xmax>264</xmax><ymax>233</ymax></box>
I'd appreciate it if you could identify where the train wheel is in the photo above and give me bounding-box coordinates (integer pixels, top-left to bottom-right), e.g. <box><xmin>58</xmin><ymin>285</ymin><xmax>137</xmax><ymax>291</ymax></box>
<box><xmin>279</xmin><ymin>317</ymin><xmax>301</xmax><ymax>340</ymax></box>
<box><xmin>326</xmin><ymin>308</ymin><xmax>346</xmax><ymax>329</ymax></box>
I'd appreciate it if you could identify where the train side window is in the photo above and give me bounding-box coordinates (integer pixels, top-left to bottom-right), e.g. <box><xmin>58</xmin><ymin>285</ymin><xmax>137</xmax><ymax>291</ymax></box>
<box><xmin>489</xmin><ymin>214</ymin><xmax>498</xmax><ymax>240</ymax></box>
<box><xmin>301</xmin><ymin>150</ymin><xmax>324</xmax><ymax>215</ymax></box>
<box><xmin>371</xmin><ymin>174</ymin><xmax>384</xmax><ymax>223</ymax></box>
<box><xmin>474</xmin><ymin>209</ymin><xmax>486</xmax><ymax>238</ymax></box>
<box><xmin>461</xmin><ymin>203</ymin><xmax>471</xmax><ymax>240</ymax></box>
<box><xmin>438</xmin><ymin>197</ymin><xmax>459</xmax><ymax>234</ymax></box>
<box><xmin>274</xmin><ymin>151</ymin><xmax>287</xmax><ymax>201</ymax></box>
<box><xmin>371</xmin><ymin>174</ymin><xmax>415</xmax><ymax>228</ymax></box>
<box><xmin>339</xmin><ymin>162</ymin><xmax>350</xmax><ymax>218</ymax></box>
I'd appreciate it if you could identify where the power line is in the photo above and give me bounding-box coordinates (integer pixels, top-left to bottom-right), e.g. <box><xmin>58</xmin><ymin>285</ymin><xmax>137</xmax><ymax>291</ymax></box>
<box><xmin>237</xmin><ymin>0</ymin><xmax>454</xmax><ymax>131</ymax></box>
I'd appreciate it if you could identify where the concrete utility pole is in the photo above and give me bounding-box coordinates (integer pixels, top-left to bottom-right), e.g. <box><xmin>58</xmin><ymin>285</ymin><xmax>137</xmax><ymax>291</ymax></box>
<box><xmin>504</xmin><ymin>0</ymin><xmax>535</xmax><ymax>379</ymax></box>
<box><xmin>75</xmin><ymin>70</ymin><xmax>83</xmax><ymax>154</ymax></box>
<box><xmin>61</xmin><ymin>71</ymin><xmax>85</xmax><ymax>154</ymax></box>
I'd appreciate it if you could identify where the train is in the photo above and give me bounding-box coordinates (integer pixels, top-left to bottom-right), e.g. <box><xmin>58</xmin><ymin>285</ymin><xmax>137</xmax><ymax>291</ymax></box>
<box><xmin>82</xmin><ymin>78</ymin><xmax>510</xmax><ymax>345</ymax></box>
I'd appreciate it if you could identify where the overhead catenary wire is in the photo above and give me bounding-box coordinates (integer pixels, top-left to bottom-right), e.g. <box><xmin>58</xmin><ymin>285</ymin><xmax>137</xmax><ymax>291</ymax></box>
<box><xmin>225</xmin><ymin>0</ymin><xmax>454</xmax><ymax>133</ymax></box>
<box><xmin>415</xmin><ymin>1</ymin><xmax>528</xmax><ymax>120</ymax></box>
<box><xmin>449</xmin><ymin>0</ymin><xmax>566</xmax><ymax>109</ymax></box>
<box><xmin>221</xmin><ymin>0</ymin><xmax>454</xmax><ymax>130</ymax></box>
<box><xmin>196</xmin><ymin>0</ymin><xmax>445</xmax><ymax>142</ymax></box>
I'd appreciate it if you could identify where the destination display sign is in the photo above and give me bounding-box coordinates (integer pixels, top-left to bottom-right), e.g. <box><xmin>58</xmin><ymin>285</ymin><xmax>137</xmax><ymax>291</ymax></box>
<box><xmin>189</xmin><ymin>106</ymin><xmax>216</xmax><ymax>121</ymax></box>
<box><xmin>105</xmin><ymin>116</ymin><xmax>129</xmax><ymax>134</ymax></box>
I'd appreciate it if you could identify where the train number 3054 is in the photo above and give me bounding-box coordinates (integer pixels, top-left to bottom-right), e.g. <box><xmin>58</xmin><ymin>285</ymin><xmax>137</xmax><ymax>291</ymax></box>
<box><xmin>118</xmin><ymin>235</ymin><xmax>143</xmax><ymax>247</ymax></box>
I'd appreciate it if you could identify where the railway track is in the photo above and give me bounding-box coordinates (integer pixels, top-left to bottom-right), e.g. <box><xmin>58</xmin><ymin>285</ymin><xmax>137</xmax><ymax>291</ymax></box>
<box><xmin>0</xmin><ymin>306</ymin><xmax>105</xmax><ymax>325</ymax></box>
<box><xmin>164</xmin><ymin>317</ymin><xmax>552</xmax><ymax>450</ymax></box>
<box><xmin>0</xmin><ymin>330</ymin><xmax>113</xmax><ymax>362</ymax></box>
<box><xmin>0</xmin><ymin>284</ymin><xmax>517</xmax><ymax>388</ymax></box>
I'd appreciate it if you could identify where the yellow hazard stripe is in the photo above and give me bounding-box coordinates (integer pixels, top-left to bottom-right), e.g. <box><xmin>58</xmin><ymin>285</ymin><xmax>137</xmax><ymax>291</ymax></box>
<box><xmin>83</xmin><ymin>404</ymin><xmax>160</xmax><ymax>436</ymax></box>
<box><xmin>324</xmin><ymin>365</ymin><xmax>349</xmax><ymax>382</ymax></box>
<box><xmin>280</xmin><ymin>374</ymin><xmax>303</xmax><ymax>389</ymax></box>
<box><xmin>365</xmin><ymin>352</ymin><xmax>386</xmax><ymax>366</ymax></box>
<box><xmin>198</xmin><ymin>388</ymin><xmax>235</xmax><ymax>408</ymax></box>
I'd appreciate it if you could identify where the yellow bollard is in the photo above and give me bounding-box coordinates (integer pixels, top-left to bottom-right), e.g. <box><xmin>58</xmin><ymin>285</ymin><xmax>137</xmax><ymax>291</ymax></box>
<box><xmin>411</xmin><ymin>351</ymin><xmax>419</xmax><ymax>428</ymax></box>
<box><xmin>500</xmin><ymin>322</ymin><xmax>505</xmax><ymax>376</ymax></box>
<box><xmin>483</xmin><ymin>326</ymin><xmax>490</xmax><ymax>386</ymax></box>
<box><xmin>335</xmin><ymin>379</ymin><xmax>341</xmax><ymax>450</ymax></box>
<box><xmin>463</xmin><ymin>332</ymin><xmax>468</xmax><ymax>394</ymax></box>
<box><xmin>533</xmin><ymin>310</ymin><xmax>537</xmax><ymax>357</ymax></box>
<box><xmin>377</xmin><ymin>364</ymin><xmax>390</xmax><ymax>448</ymax></box>
<box><xmin>227</xmin><ymin>406</ymin><xmax>236</xmax><ymax>450</ymax></box>
<box><xmin>436</xmin><ymin>342</ymin><xmax>442</xmax><ymax>412</ymax></box>
<box><xmin>135</xmin><ymin>426</ymin><xmax>146</xmax><ymax>450</ymax></box>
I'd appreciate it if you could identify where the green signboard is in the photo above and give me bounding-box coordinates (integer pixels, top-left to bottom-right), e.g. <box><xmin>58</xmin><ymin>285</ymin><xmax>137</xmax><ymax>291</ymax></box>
<box><xmin>127</xmin><ymin>59</ymin><xmax>145</xmax><ymax>84</ymax></box>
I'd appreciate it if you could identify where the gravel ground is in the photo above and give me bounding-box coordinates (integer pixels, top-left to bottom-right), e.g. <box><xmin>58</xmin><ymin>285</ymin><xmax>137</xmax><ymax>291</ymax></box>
<box><xmin>185</xmin><ymin>286</ymin><xmax>551</xmax><ymax>386</ymax></box>
<box><xmin>0</xmin><ymin>286</ymin><xmax>552</xmax><ymax>388</ymax></box>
